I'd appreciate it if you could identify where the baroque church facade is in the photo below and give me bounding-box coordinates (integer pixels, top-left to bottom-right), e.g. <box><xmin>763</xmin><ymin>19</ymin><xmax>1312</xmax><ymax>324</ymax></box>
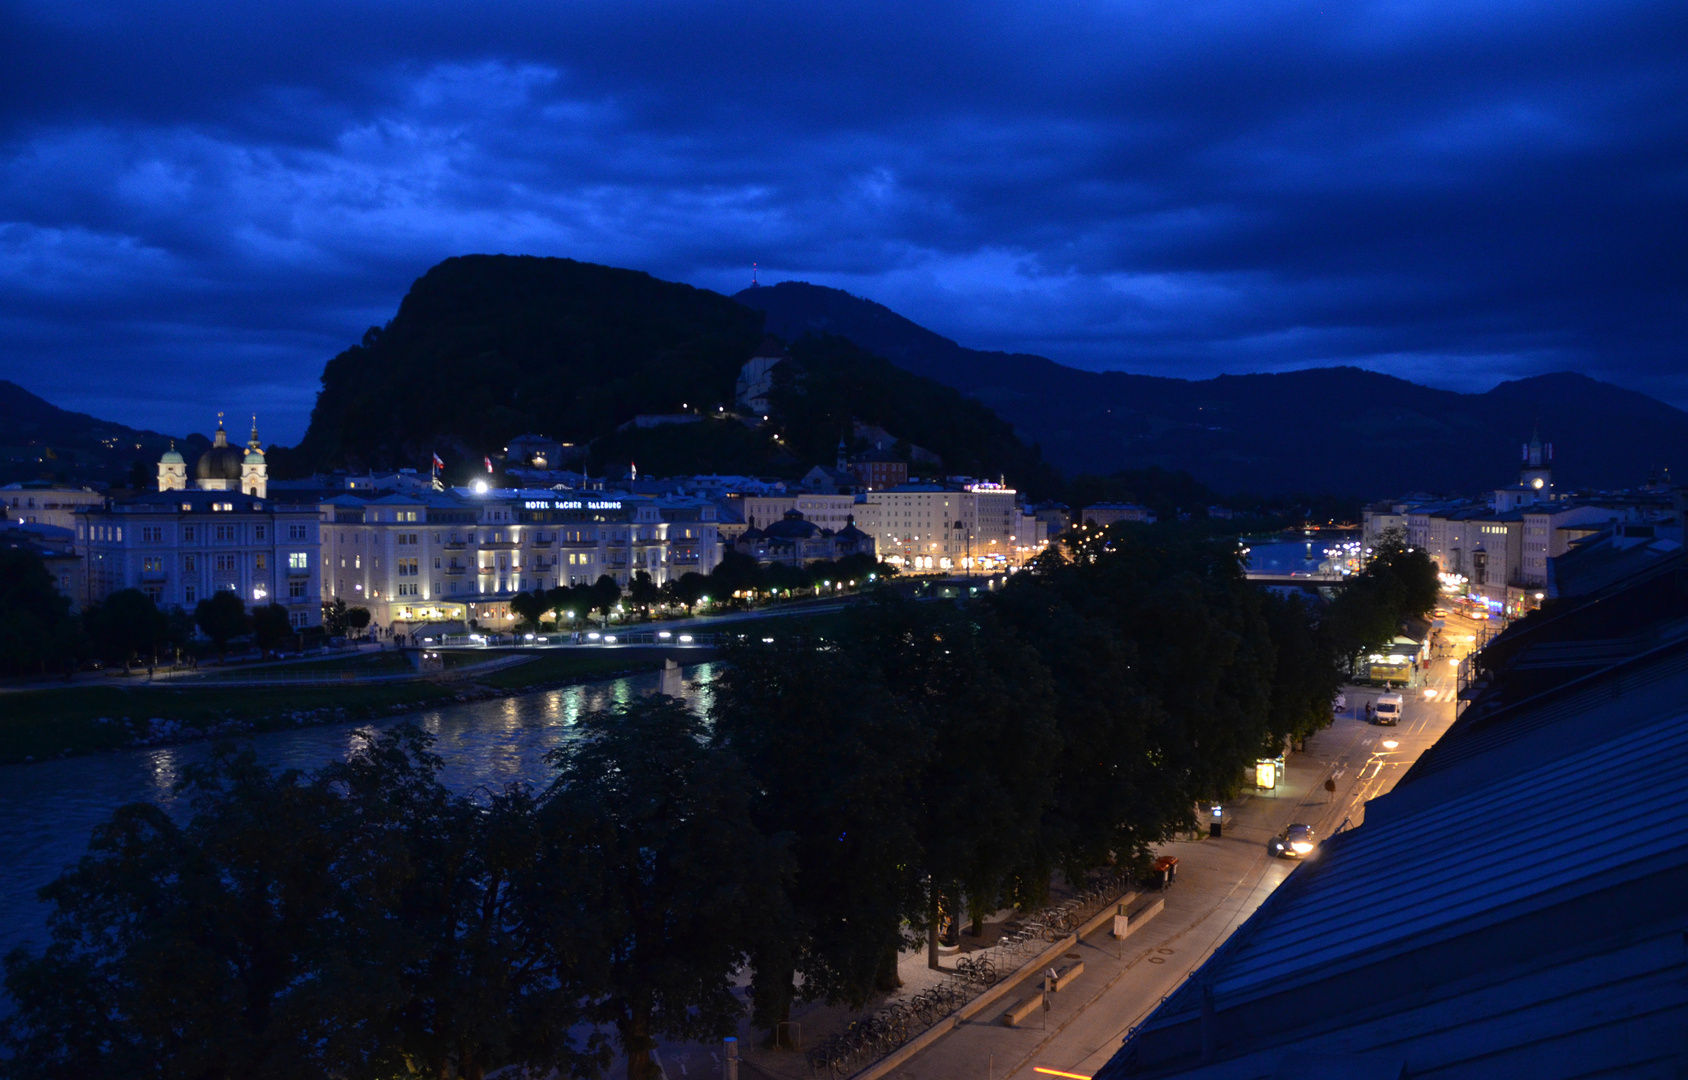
<box><xmin>74</xmin><ymin>414</ymin><xmax>321</xmax><ymax>628</ymax></box>
<box><xmin>157</xmin><ymin>413</ymin><xmax>268</xmax><ymax>499</ymax></box>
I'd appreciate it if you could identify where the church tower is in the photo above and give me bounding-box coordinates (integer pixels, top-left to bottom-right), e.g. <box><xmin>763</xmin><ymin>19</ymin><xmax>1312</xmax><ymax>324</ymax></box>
<box><xmin>157</xmin><ymin>441</ymin><xmax>186</xmax><ymax>492</ymax></box>
<box><xmin>241</xmin><ymin>415</ymin><xmax>268</xmax><ymax>499</ymax></box>
<box><xmin>1520</xmin><ymin>427</ymin><xmax>1553</xmax><ymax>495</ymax></box>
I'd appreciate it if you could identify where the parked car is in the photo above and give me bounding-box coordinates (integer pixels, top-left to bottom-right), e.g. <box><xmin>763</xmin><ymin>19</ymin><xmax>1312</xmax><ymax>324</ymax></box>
<box><xmin>1270</xmin><ymin>824</ymin><xmax>1317</xmax><ymax>859</ymax></box>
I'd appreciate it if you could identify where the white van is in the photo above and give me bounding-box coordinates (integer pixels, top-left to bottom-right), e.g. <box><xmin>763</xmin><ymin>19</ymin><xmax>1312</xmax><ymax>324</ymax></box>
<box><xmin>1375</xmin><ymin>693</ymin><xmax>1404</xmax><ymax>725</ymax></box>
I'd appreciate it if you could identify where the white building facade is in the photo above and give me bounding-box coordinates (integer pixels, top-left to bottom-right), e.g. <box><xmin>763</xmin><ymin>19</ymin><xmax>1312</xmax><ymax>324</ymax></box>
<box><xmin>741</xmin><ymin>493</ymin><xmax>858</xmax><ymax>533</ymax></box>
<box><xmin>320</xmin><ymin>487</ymin><xmax>722</xmax><ymax>630</ymax></box>
<box><xmin>77</xmin><ymin>490</ymin><xmax>323</xmax><ymax>627</ymax></box>
<box><xmin>3</xmin><ymin>483</ymin><xmax>106</xmax><ymax>530</ymax></box>
<box><xmin>858</xmin><ymin>483</ymin><xmax>1043</xmax><ymax>571</ymax></box>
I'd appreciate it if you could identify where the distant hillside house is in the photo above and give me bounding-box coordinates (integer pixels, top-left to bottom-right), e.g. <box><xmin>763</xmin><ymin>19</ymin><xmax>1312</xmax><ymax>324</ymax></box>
<box><xmin>801</xmin><ymin>465</ymin><xmax>858</xmax><ymax>494</ymax></box>
<box><xmin>735</xmin><ymin>335</ymin><xmax>789</xmax><ymax>415</ymax></box>
<box><xmin>614</xmin><ymin>414</ymin><xmax>702</xmax><ymax>432</ymax></box>
<box><xmin>1081</xmin><ymin>502</ymin><xmax>1157</xmax><ymax>527</ymax></box>
<box><xmin>503</xmin><ymin>433</ymin><xmax>580</xmax><ymax>470</ymax></box>
<box><xmin>853</xmin><ymin>421</ymin><xmax>941</xmax><ymax>466</ymax></box>
<box><xmin>848</xmin><ymin>455</ymin><xmax>908</xmax><ymax>490</ymax></box>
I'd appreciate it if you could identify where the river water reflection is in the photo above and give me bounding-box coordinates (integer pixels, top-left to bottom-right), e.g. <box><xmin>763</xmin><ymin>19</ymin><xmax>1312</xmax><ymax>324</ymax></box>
<box><xmin>0</xmin><ymin>664</ymin><xmax>717</xmax><ymax>966</ymax></box>
<box><xmin>1244</xmin><ymin>531</ymin><xmax>1359</xmax><ymax>576</ymax></box>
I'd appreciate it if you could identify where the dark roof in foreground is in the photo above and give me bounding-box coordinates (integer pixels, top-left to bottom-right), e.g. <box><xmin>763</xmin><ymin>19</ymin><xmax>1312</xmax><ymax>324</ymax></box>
<box><xmin>1098</xmin><ymin>548</ymin><xmax>1688</xmax><ymax>1080</ymax></box>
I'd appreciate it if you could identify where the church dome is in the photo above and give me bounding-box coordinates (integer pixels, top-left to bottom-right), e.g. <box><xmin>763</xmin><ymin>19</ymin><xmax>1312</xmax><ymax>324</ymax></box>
<box><xmin>243</xmin><ymin>447</ymin><xmax>265</xmax><ymax>465</ymax></box>
<box><xmin>159</xmin><ymin>444</ymin><xmax>184</xmax><ymax>465</ymax></box>
<box><xmin>196</xmin><ymin>445</ymin><xmax>244</xmax><ymax>482</ymax></box>
<box><xmin>195</xmin><ymin>419</ymin><xmax>244</xmax><ymax>482</ymax></box>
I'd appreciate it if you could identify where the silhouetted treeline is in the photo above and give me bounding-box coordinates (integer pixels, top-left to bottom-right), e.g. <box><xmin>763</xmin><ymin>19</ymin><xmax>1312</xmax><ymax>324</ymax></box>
<box><xmin>1</xmin><ymin>527</ymin><xmax>1434</xmax><ymax>1080</ymax></box>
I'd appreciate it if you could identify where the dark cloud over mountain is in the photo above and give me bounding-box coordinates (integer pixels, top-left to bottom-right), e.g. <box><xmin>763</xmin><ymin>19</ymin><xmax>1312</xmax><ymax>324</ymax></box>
<box><xmin>2</xmin><ymin>0</ymin><xmax>1684</xmax><ymax>442</ymax></box>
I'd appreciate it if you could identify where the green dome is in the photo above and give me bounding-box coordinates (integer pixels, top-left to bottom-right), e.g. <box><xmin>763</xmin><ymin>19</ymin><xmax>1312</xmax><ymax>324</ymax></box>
<box><xmin>160</xmin><ymin>445</ymin><xmax>184</xmax><ymax>465</ymax></box>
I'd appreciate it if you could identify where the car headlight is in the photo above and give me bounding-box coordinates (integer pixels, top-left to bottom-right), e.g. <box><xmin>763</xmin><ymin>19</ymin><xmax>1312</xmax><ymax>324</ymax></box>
<box><xmin>1291</xmin><ymin>842</ymin><xmax>1313</xmax><ymax>853</ymax></box>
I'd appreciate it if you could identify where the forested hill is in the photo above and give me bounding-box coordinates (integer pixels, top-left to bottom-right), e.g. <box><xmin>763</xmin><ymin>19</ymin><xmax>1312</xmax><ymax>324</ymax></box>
<box><xmin>739</xmin><ymin>281</ymin><xmax>1688</xmax><ymax>496</ymax></box>
<box><xmin>293</xmin><ymin>256</ymin><xmax>763</xmax><ymax>472</ymax></box>
<box><xmin>287</xmin><ymin>256</ymin><xmax>1060</xmax><ymax>493</ymax></box>
<box><xmin>0</xmin><ymin>380</ymin><xmax>182</xmax><ymax>487</ymax></box>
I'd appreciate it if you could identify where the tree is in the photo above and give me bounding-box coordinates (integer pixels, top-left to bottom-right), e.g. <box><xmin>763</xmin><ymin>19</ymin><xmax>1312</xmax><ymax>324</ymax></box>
<box><xmin>194</xmin><ymin>589</ymin><xmax>250</xmax><ymax>659</ymax></box>
<box><xmin>1324</xmin><ymin>533</ymin><xmax>1439</xmax><ymax>672</ymax></box>
<box><xmin>846</xmin><ymin>596</ymin><xmax>1060</xmax><ymax>965</ymax></box>
<box><xmin>0</xmin><ymin>547</ymin><xmax>82</xmax><ymax>676</ymax></box>
<box><xmin>627</xmin><ymin>571</ymin><xmax>659</xmax><ymax>618</ymax></box>
<box><xmin>708</xmin><ymin>550</ymin><xmax>762</xmax><ymax>605</ymax></box>
<box><xmin>710</xmin><ymin>638</ymin><xmax>927</xmax><ymax>1035</ymax></box>
<box><xmin>0</xmin><ymin>726</ymin><xmax>589</xmax><ymax>1080</ymax></box>
<box><xmin>545</xmin><ymin>585</ymin><xmax>580</xmax><ymax>624</ymax></box>
<box><xmin>762</xmin><ymin>561</ymin><xmax>812</xmax><ymax>596</ymax></box>
<box><xmin>83</xmin><ymin>588</ymin><xmax>168</xmax><ymax>670</ymax></box>
<box><xmin>0</xmin><ymin>746</ymin><xmax>348</xmax><ymax>1078</ymax></box>
<box><xmin>1260</xmin><ymin>591</ymin><xmax>1345</xmax><ymax>746</ymax></box>
<box><xmin>670</xmin><ymin>572</ymin><xmax>708</xmax><ymax>613</ymax></box>
<box><xmin>322</xmin><ymin>597</ymin><xmax>349</xmax><ymax>636</ymax></box>
<box><xmin>523</xmin><ymin>697</ymin><xmax>791</xmax><ymax>1080</ymax></box>
<box><xmin>588</xmin><ymin>575</ymin><xmax>622</xmax><ymax>624</ymax></box>
<box><xmin>314</xmin><ymin>726</ymin><xmax>589</xmax><ymax>1080</ymax></box>
<box><xmin>122</xmin><ymin>459</ymin><xmax>150</xmax><ymax>492</ymax></box>
<box><xmin>346</xmin><ymin>606</ymin><xmax>372</xmax><ymax>640</ymax></box>
<box><xmin>509</xmin><ymin>590</ymin><xmax>548</xmax><ymax>632</ymax></box>
<box><xmin>251</xmin><ymin>603</ymin><xmax>294</xmax><ymax>653</ymax></box>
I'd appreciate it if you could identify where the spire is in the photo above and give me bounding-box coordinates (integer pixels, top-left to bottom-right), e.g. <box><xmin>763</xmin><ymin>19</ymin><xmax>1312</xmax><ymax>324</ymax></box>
<box><xmin>249</xmin><ymin>414</ymin><xmax>260</xmax><ymax>450</ymax></box>
<box><xmin>213</xmin><ymin>411</ymin><xmax>227</xmax><ymax>447</ymax></box>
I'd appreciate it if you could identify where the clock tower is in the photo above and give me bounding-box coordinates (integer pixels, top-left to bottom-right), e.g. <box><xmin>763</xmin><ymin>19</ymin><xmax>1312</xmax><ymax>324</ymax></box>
<box><xmin>1520</xmin><ymin>427</ymin><xmax>1553</xmax><ymax>495</ymax></box>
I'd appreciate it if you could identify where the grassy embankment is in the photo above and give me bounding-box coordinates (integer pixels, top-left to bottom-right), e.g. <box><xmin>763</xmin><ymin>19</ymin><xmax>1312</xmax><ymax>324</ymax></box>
<box><xmin>0</xmin><ymin>651</ymin><xmax>650</xmax><ymax>765</ymax></box>
<box><xmin>0</xmin><ymin>606</ymin><xmax>850</xmax><ymax>765</ymax></box>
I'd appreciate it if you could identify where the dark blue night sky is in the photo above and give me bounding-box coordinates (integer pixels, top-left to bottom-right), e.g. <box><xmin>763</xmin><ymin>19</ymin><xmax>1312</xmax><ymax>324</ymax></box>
<box><xmin>3</xmin><ymin>0</ymin><xmax>1685</xmax><ymax>442</ymax></box>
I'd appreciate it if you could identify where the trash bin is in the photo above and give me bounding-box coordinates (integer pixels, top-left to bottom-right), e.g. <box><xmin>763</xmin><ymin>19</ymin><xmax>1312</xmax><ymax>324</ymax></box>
<box><xmin>1153</xmin><ymin>855</ymin><xmax>1178</xmax><ymax>890</ymax></box>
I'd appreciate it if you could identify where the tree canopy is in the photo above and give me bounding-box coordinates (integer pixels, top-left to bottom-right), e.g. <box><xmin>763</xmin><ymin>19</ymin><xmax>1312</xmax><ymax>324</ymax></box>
<box><xmin>6</xmin><ymin>518</ymin><xmax>1405</xmax><ymax>1075</ymax></box>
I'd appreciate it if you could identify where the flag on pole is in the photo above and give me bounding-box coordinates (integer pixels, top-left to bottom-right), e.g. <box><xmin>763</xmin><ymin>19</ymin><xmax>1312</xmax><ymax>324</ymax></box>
<box><xmin>484</xmin><ymin>456</ymin><xmax>494</xmax><ymax>474</ymax></box>
<box><xmin>432</xmin><ymin>453</ymin><xmax>444</xmax><ymax>471</ymax></box>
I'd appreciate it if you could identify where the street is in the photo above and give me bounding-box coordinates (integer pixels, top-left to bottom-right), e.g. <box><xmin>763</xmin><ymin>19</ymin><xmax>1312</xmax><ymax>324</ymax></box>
<box><xmin>574</xmin><ymin>610</ymin><xmax>1480</xmax><ymax>1080</ymax></box>
<box><xmin>842</xmin><ymin>645</ymin><xmax>1468</xmax><ymax>1080</ymax></box>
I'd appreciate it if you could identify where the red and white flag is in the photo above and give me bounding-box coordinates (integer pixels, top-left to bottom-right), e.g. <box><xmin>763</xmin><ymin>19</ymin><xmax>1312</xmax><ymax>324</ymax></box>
<box><xmin>431</xmin><ymin>453</ymin><xmax>444</xmax><ymax>471</ymax></box>
<box><xmin>484</xmin><ymin>456</ymin><xmax>494</xmax><ymax>474</ymax></box>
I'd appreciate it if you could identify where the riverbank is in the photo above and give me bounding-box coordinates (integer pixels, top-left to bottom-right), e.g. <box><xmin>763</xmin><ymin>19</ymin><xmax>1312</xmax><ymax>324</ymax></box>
<box><xmin>0</xmin><ymin>650</ymin><xmax>690</xmax><ymax>766</ymax></box>
<box><xmin>0</xmin><ymin>604</ymin><xmax>858</xmax><ymax>765</ymax></box>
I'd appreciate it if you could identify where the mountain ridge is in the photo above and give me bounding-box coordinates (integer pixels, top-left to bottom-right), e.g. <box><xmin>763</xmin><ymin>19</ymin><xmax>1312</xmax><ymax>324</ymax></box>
<box><xmin>0</xmin><ymin>380</ymin><xmax>184</xmax><ymax>487</ymax></box>
<box><xmin>737</xmin><ymin>281</ymin><xmax>1686</xmax><ymax>495</ymax></box>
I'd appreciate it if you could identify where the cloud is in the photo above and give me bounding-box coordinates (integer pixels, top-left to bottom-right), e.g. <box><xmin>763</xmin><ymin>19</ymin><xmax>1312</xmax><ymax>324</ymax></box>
<box><xmin>0</xmin><ymin>0</ymin><xmax>1685</xmax><ymax>441</ymax></box>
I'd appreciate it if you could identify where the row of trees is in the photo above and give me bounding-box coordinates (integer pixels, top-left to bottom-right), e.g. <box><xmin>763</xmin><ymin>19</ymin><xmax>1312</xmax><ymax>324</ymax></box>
<box><xmin>0</xmin><ymin>548</ymin><xmax>363</xmax><ymax>675</ymax></box>
<box><xmin>507</xmin><ymin>552</ymin><xmax>891</xmax><ymax>630</ymax></box>
<box><xmin>2</xmin><ymin>526</ymin><xmax>1432</xmax><ymax>1079</ymax></box>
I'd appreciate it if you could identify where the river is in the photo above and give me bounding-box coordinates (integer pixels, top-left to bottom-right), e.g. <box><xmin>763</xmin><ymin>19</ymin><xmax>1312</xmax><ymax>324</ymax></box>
<box><xmin>0</xmin><ymin>663</ymin><xmax>719</xmax><ymax>970</ymax></box>
<box><xmin>1243</xmin><ymin>531</ymin><xmax>1360</xmax><ymax>576</ymax></box>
